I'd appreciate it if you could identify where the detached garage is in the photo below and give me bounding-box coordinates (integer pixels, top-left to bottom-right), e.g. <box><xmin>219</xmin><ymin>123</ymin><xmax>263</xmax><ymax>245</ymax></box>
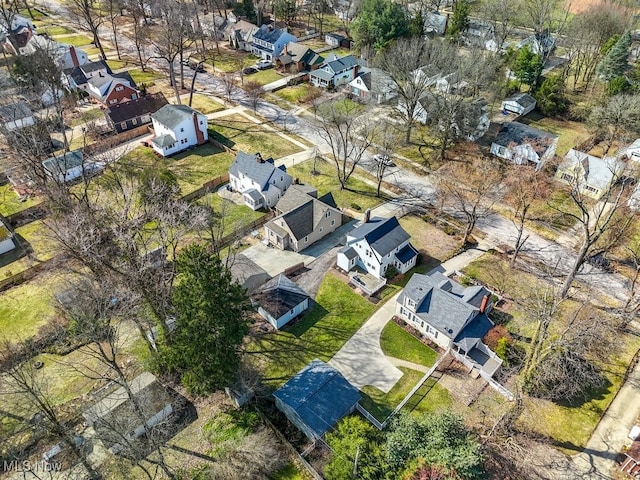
<box><xmin>501</xmin><ymin>93</ymin><xmax>536</xmax><ymax>116</ymax></box>
<box><xmin>252</xmin><ymin>274</ymin><xmax>310</xmax><ymax>329</ymax></box>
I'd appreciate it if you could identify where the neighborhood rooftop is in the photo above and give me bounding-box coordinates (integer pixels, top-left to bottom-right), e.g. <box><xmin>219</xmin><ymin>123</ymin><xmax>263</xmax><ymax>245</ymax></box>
<box><xmin>0</xmin><ymin>101</ymin><xmax>32</xmax><ymax>121</ymax></box>
<box><xmin>350</xmin><ymin>216</ymin><xmax>410</xmax><ymax>257</ymax></box>
<box><xmin>228</xmin><ymin>151</ymin><xmax>287</xmax><ymax>189</ymax></box>
<box><xmin>493</xmin><ymin>121</ymin><xmax>557</xmax><ymax>151</ymax></box>
<box><xmin>151</xmin><ymin>104</ymin><xmax>203</xmax><ymax>130</ymax></box>
<box><xmin>106</xmin><ymin>92</ymin><xmax>169</xmax><ymax>124</ymax></box>
<box><xmin>252</xmin><ymin>274</ymin><xmax>310</xmax><ymax>319</ymax></box>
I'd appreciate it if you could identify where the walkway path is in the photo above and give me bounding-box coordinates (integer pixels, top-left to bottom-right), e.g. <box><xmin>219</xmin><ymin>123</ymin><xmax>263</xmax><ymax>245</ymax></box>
<box><xmin>386</xmin><ymin>356</ymin><xmax>430</xmax><ymax>373</ymax></box>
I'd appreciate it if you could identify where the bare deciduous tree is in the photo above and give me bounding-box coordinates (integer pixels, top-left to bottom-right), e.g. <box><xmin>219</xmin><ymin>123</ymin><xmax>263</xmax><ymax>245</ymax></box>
<box><xmin>588</xmin><ymin>94</ymin><xmax>640</xmax><ymax>155</ymax></box>
<box><xmin>66</xmin><ymin>0</ymin><xmax>108</xmax><ymax>59</ymax></box>
<box><xmin>244</xmin><ymin>81</ymin><xmax>264</xmax><ymax>113</ymax></box>
<box><xmin>479</xmin><ymin>0</ymin><xmax>518</xmax><ymax>53</ymax></box>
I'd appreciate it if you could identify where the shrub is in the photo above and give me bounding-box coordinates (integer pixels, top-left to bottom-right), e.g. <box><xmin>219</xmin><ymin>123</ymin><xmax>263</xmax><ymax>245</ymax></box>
<box><xmin>350</xmin><ymin>202</ymin><xmax>362</xmax><ymax>211</ymax></box>
<box><xmin>385</xmin><ymin>265</ymin><xmax>398</xmax><ymax>279</ymax></box>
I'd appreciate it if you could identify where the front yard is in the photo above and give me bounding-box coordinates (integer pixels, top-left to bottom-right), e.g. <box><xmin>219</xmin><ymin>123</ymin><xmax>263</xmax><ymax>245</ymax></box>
<box><xmin>246</xmin><ymin>68</ymin><xmax>284</xmax><ymax>86</ymax></box>
<box><xmin>0</xmin><ymin>184</ymin><xmax>40</xmax><ymax>217</ymax></box>
<box><xmin>380</xmin><ymin>321</ymin><xmax>438</xmax><ymax>368</ymax></box>
<box><xmin>247</xmin><ymin>272</ymin><xmax>377</xmax><ymax>390</ymax></box>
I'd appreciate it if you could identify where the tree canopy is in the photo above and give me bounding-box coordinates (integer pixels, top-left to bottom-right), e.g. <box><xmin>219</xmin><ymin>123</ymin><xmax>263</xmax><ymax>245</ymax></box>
<box><xmin>386</xmin><ymin>412</ymin><xmax>484</xmax><ymax>479</ymax></box>
<box><xmin>351</xmin><ymin>0</ymin><xmax>409</xmax><ymax>51</ymax></box>
<box><xmin>596</xmin><ymin>31</ymin><xmax>631</xmax><ymax>81</ymax></box>
<box><xmin>513</xmin><ymin>45</ymin><xmax>544</xmax><ymax>89</ymax></box>
<box><xmin>161</xmin><ymin>244</ymin><xmax>251</xmax><ymax>395</ymax></box>
<box><xmin>447</xmin><ymin>0</ymin><xmax>470</xmax><ymax>40</ymax></box>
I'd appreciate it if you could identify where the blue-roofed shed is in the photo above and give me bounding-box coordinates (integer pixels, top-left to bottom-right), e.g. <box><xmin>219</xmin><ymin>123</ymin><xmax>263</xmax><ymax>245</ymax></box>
<box><xmin>273</xmin><ymin>359</ymin><xmax>360</xmax><ymax>440</ymax></box>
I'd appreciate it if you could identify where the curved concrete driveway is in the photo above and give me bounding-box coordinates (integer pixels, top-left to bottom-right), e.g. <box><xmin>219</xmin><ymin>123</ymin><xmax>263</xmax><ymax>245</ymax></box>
<box><xmin>329</xmin><ymin>291</ymin><xmax>403</xmax><ymax>393</ymax></box>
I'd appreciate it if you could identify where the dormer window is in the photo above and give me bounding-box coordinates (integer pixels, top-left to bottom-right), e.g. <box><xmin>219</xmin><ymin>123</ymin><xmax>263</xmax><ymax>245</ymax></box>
<box><xmin>115</xmin><ymin>86</ymin><xmax>123</xmax><ymax>91</ymax></box>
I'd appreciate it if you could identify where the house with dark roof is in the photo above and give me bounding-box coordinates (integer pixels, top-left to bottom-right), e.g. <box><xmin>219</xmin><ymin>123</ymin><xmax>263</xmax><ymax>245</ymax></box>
<box><xmin>556</xmin><ymin>149</ymin><xmax>623</xmax><ymax>200</ymax></box>
<box><xmin>274</xmin><ymin>359</ymin><xmax>360</xmax><ymax>439</ymax></box>
<box><xmin>490</xmin><ymin>121</ymin><xmax>558</xmax><ymax>168</ymax></box>
<box><xmin>83</xmin><ymin>372</ymin><xmax>189</xmax><ymax>455</ymax></box>
<box><xmin>228</xmin><ymin>151</ymin><xmax>293</xmax><ymax>210</ymax></box>
<box><xmin>424</xmin><ymin>12</ymin><xmax>448</xmax><ymax>35</ymax></box>
<box><xmin>501</xmin><ymin>92</ymin><xmax>536</xmax><ymax>116</ymax></box>
<box><xmin>252</xmin><ymin>274</ymin><xmax>310</xmax><ymax>329</ymax></box>
<box><xmin>228</xmin><ymin>254</ymin><xmax>271</xmax><ymax>294</ymax></box>
<box><xmin>149</xmin><ymin>104</ymin><xmax>208</xmax><ymax>157</ymax></box>
<box><xmin>224</xmin><ymin>19</ymin><xmax>259</xmax><ymax>51</ymax></box>
<box><xmin>397</xmin><ymin>271</ymin><xmax>502</xmax><ymax>378</ymax></box>
<box><xmin>63</xmin><ymin>60</ymin><xmax>112</xmax><ymax>90</ymax></box>
<box><xmin>276</xmin><ymin>42</ymin><xmax>324</xmax><ymax>73</ymax></box>
<box><xmin>0</xmin><ymin>101</ymin><xmax>34</xmax><ymax>132</ymax></box>
<box><xmin>264</xmin><ymin>185</ymin><xmax>341</xmax><ymax>252</ymax></box>
<box><xmin>337</xmin><ymin>216</ymin><xmax>418</xmax><ymax>279</ymax></box>
<box><xmin>251</xmin><ymin>24</ymin><xmax>296</xmax><ymax>61</ymax></box>
<box><xmin>348</xmin><ymin>68</ymin><xmax>397</xmax><ymax>104</ymax></box>
<box><xmin>309</xmin><ymin>54</ymin><xmax>359</xmax><ymax>88</ymax></box>
<box><xmin>105</xmin><ymin>93</ymin><xmax>169</xmax><ymax>133</ymax></box>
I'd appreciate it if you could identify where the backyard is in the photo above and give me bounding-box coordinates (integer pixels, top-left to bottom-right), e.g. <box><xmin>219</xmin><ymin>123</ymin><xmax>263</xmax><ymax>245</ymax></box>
<box><xmin>520</xmin><ymin>111</ymin><xmax>590</xmax><ymax>157</ymax></box>
<box><xmin>197</xmin><ymin>192</ymin><xmax>264</xmax><ymax>237</ymax></box>
<box><xmin>0</xmin><ymin>183</ymin><xmax>40</xmax><ymax>217</ymax></box>
<box><xmin>247</xmin><ymin>272</ymin><xmax>377</xmax><ymax>390</ymax></box>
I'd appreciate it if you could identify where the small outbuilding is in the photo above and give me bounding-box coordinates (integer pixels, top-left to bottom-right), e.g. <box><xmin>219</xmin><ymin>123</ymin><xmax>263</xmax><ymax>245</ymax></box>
<box><xmin>273</xmin><ymin>359</ymin><xmax>361</xmax><ymax>440</ymax></box>
<box><xmin>252</xmin><ymin>274</ymin><xmax>310</xmax><ymax>329</ymax></box>
<box><xmin>501</xmin><ymin>93</ymin><xmax>536</xmax><ymax>116</ymax></box>
<box><xmin>228</xmin><ymin>254</ymin><xmax>271</xmax><ymax>294</ymax></box>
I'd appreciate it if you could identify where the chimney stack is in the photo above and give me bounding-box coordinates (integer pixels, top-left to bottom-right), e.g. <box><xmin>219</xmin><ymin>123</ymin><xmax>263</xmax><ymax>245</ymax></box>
<box><xmin>479</xmin><ymin>294</ymin><xmax>489</xmax><ymax>313</ymax></box>
<box><xmin>255</xmin><ymin>152</ymin><xmax>264</xmax><ymax>163</ymax></box>
<box><xmin>363</xmin><ymin>208</ymin><xmax>371</xmax><ymax>223</ymax></box>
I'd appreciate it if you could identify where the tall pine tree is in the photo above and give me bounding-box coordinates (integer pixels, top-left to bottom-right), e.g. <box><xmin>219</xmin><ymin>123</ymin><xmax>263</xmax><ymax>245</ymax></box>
<box><xmin>596</xmin><ymin>31</ymin><xmax>632</xmax><ymax>81</ymax></box>
<box><xmin>447</xmin><ymin>0</ymin><xmax>470</xmax><ymax>41</ymax></box>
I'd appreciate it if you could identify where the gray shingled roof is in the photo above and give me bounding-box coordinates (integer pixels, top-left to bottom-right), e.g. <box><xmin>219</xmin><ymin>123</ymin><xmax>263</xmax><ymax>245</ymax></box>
<box><xmin>326</xmin><ymin>54</ymin><xmax>358</xmax><ymax>73</ymax></box>
<box><xmin>349</xmin><ymin>216</ymin><xmax>410</xmax><ymax>258</ymax></box>
<box><xmin>493</xmin><ymin>121</ymin><xmax>557</xmax><ymax>153</ymax></box>
<box><xmin>276</xmin><ymin>185</ymin><xmax>316</xmax><ymax>214</ymax></box>
<box><xmin>339</xmin><ymin>245</ymin><xmax>358</xmax><ymax>260</ymax></box>
<box><xmin>505</xmin><ymin>92</ymin><xmax>536</xmax><ymax>108</ymax></box>
<box><xmin>310</xmin><ymin>68</ymin><xmax>334</xmax><ymax>82</ymax></box>
<box><xmin>560</xmin><ymin>149</ymin><xmax>622</xmax><ymax>190</ymax></box>
<box><xmin>253</xmin><ymin>25</ymin><xmax>287</xmax><ymax>44</ymax></box>
<box><xmin>0</xmin><ymin>101</ymin><xmax>32</xmax><ymax>122</ymax></box>
<box><xmin>273</xmin><ymin>359</ymin><xmax>360</xmax><ymax>439</ymax></box>
<box><xmin>399</xmin><ymin>271</ymin><xmax>492</xmax><ymax>340</ymax></box>
<box><xmin>42</xmin><ymin>150</ymin><xmax>83</xmax><ymax>174</ymax></box>
<box><xmin>151</xmin><ymin>104</ymin><xmax>203</xmax><ymax>130</ymax></box>
<box><xmin>106</xmin><ymin>93</ymin><xmax>168</xmax><ymax>124</ymax></box>
<box><xmin>253</xmin><ymin>274</ymin><xmax>309</xmax><ymax>319</ymax></box>
<box><xmin>229</xmin><ymin>254</ymin><xmax>269</xmax><ymax>284</ymax></box>
<box><xmin>152</xmin><ymin>134</ymin><xmax>175</xmax><ymax>148</ymax></box>
<box><xmin>229</xmin><ymin>151</ymin><xmax>288</xmax><ymax>190</ymax></box>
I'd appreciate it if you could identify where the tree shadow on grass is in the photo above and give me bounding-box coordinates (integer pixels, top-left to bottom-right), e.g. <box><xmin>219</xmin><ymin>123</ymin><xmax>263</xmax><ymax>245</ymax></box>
<box><xmin>284</xmin><ymin>300</ymin><xmax>328</xmax><ymax>337</ymax></box>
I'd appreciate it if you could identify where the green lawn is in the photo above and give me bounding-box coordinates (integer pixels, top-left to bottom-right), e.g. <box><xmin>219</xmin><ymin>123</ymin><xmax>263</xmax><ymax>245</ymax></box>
<box><xmin>271</xmin><ymin>463</ymin><xmax>308</xmax><ymax>480</ymax></box>
<box><xmin>128</xmin><ymin>68</ymin><xmax>165</xmax><ymax>85</ymax></box>
<box><xmin>287</xmin><ymin>158</ymin><xmax>383</xmax><ymax>211</ymax></box>
<box><xmin>57</xmin><ymin>34</ymin><xmax>93</xmax><ymax>47</ymax></box>
<box><xmin>210</xmin><ymin>114</ymin><xmax>303</xmax><ymax>159</ymax></box>
<box><xmin>107</xmin><ymin>59</ymin><xmax>133</xmax><ymax>71</ymax></box>
<box><xmin>0</xmin><ymin>273</ymin><xmax>59</xmax><ymax>342</ymax></box>
<box><xmin>0</xmin><ymin>220</ymin><xmax>58</xmax><ymax>281</ymax></box>
<box><xmin>180</xmin><ymin>94</ymin><xmax>226</xmax><ymax>114</ymax></box>
<box><xmin>197</xmin><ymin>193</ymin><xmax>264</xmax><ymax>237</ymax></box>
<box><xmin>249</xmin><ymin>68</ymin><xmax>284</xmax><ymax>86</ymax></box>
<box><xmin>39</xmin><ymin>25</ymin><xmax>75</xmax><ymax>36</ymax></box>
<box><xmin>122</xmin><ymin>144</ymin><xmax>235</xmax><ymax>195</ymax></box>
<box><xmin>380</xmin><ymin>322</ymin><xmax>438</xmax><ymax>367</ymax></box>
<box><xmin>527</xmin><ymin>186</ymin><xmax>590</xmax><ymax>239</ymax></box>
<box><xmin>0</xmin><ymin>184</ymin><xmax>40</xmax><ymax>217</ymax></box>
<box><xmin>360</xmin><ymin>368</ymin><xmax>453</xmax><ymax>421</ymax></box>
<box><xmin>273</xmin><ymin>84</ymin><xmax>319</xmax><ymax>104</ymax></box>
<box><xmin>248</xmin><ymin>273</ymin><xmax>377</xmax><ymax>389</ymax></box>
<box><xmin>71</xmin><ymin>107</ymin><xmax>104</xmax><ymax>127</ymax></box>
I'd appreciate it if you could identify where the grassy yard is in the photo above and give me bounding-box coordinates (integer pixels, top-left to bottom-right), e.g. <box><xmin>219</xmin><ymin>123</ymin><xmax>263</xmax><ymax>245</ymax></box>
<box><xmin>57</xmin><ymin>34</ymin><xmax>93</xmax><ymax>47</ymax></box>
<box><xmin>197</xmin><ymin>193</ymin><xmax>264</xmax><ymax>237</ymax></box>
<box><xmin>272</xmin><ymin>463</ymin><xmax>309</xmax><ymax>480</ymax></box>
<box><xmin>0</xmin><ymin>220</ymin><xmax>59</xmax><ymax>281</ymax></box>
<box><xmin>128</xmin><ymin>68</ymin><xmax>165</xmax><ymax>85</ymax></box>
<box><xmin>179</xmin><ymin>93</ymin><xmax>226</xmax><ymax>114</ymax></box>
<box><xmin>520</xmin><ymin>111</ymin><xmax>590</xmax><ymax>157</ymax></box>
<box><xmin>248</xmin><ymin>68</ymin><xmax>285</xmax><ymax>87</ymax></box>
<box><xmin>0</xmin><ymin>184</ymin><xmax>40</xmax><ymax>217</ymax></box>
<box><xmin>360</xmin><ymin>368</ymin><xmax>452</xmax><ymax>421</ymax></box>
<box><xmin>380</xmin><ymin>322</ymin><xmax>438</xmax><ymax>367</ymax></box>
<box><xmin>210</xmin><ymin>114</ymin><xmax>303</xmax><ymax>159</ymax></box>
<box><xmin>70</xmin><ymin>107</ymin><xmax>104</xmax><ymax>127</ymax></box>
<box><xmin>212</xmin><ymin>50</ymin><xmax>252</xmax><ymax>73</ymax></box>
<box><xmin>120</xmin><ymin>143</ymin><xmax>235</xmax><ymax>195</ymax></box>
<box><xmin>39</xmin><ymin>25</ymin><xmax>75</xmax><ymax>36</ymax></box>
<box><xmin>248</xmin><ymin>272</ymin><xmax>377</xmax><ymax>389</ymax></box>
<box><xmin>273</xmin><ymin>84</ymin><xmax>319</xmax><ymax>104</ymax></box>
<box><xmin>527</xmin><ymin>186</ymin><xmax>590</xmax><ymax>240</ymax></box>
<box><xmin>399</xmin><ymin>215</ymin><xmax>460</xmax><ymax>265</ymax></box>
<box><xmin>107</xmin><ymin>59</ymin><xmax>133</xmax><ymax>71</ymax></box>
<box><xmin>287</xmin><ymin>158</ymin><xmax>383</xmax><ymax>211</ymax></box>
<box><xmin>0</xmin><ymin>272</ymin><xmax>60</xmax><ymax>342</ymax></box>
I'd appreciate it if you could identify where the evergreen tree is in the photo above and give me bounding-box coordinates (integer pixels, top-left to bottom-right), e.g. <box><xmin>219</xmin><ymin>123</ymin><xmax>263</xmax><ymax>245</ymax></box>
<box><xmin>447</xmin><ymin>0</ymin><xmax>470</xmax><ymax>41</ymax></box>
<box><xmin>410</xmin><ymin>10</ymin><xmax>426</xmax><ymax>37</ymax></box>
<box><xmin>606</xmin><ymin>76</ymin><xmax>631</xmax><ymax>96</ymax></box>
<box><xmin>161</xmin><ymin>244</ymin><xmax>250</xmax><ymax>395</ymax></box>
<box><xmin>513</xmin><ymin>45</ymin><xmax>543</xmax><ymax>89</ymax></box>
<box><xmin>534</xmin><ymin>75</ymin><xmax>567</xmax><ymax>116</ymax></box>
<box><xmin>596</xmin><ymin>30</ymin><xmax>632</xmax><ymax>81</ymax></box>
<box><xmin>351</xmin><ymin>0</ymin><xmax>409</xmax><ymax>51</ymax></box>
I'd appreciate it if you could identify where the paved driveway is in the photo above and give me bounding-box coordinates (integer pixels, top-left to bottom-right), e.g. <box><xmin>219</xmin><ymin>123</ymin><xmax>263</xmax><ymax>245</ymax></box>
<box><xmin>329</xmin><ymin>291</ymin><xmax>403</xmax><ymax>393</ymax></box>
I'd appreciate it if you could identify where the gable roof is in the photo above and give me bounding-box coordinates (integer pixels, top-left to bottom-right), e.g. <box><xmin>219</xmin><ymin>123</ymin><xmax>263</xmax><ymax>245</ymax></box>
<box><xmin>228</xmin><ymin>253</ymin><xmax>270</xmax><ymax>284</ymax></box>
<box><xmin>151</xmin><ymin>104</ymin><xmax>203</xmax><ymax>130</ymax></box>
<box><xmin>503</xmin><ymin>92</ymin><xmax>536</xmax><ymax>109</ymax></box>
<box><xmin>273</xmin><ymin>359</ymin><xmax>360</xmax><ymax>439</ymax></box>
<box><xmin>252</xmin><ymin>274</ymin><xmax>309</xmax><ymax>319</ymax></box>
<box><xmin>0</xmin><ymin>101</ymin><xmax>32</xmax><ymax>122</ymax></box>
<box><xmin>42</xmin><ymin>149</ymin><xmax>83</xmax><ymax>174</ymax></box>
<box><xmin>279</xmin><ymin>42</ymin><xmax>324</xmax><ymax>66</ymax></box>
<box><xmin>493</xmin><ymin>121</ymin><xmax>557</xmax><ymax>154</ymax></box>
<box><xmin>270</xmin><ymin>190</ymin><xmax>338</xmax><ymax>242</ymax></box>
<box><xmin>275</xmin><ymin>184</ymin><xmax>317</xmax><ymax>213</ymax></box>
<box><xmin>560</xmin><ymin>149</ymin><xmax>622</xmax><ymax>190</ymax></box>
<box><xmin>254</xmin><ymin>24</ymin><xmax>288</xmax><ymax>44</ymax></box>
<box><xmin>399</xmin><ymin>271</ymin><xmax>492</xmax><ymax>341</ymax></box>
<box><xmin>348</xmin><ymin>216</ymin><xmax>410</xmax><ymax>258</ymax></box>
<box><xmin>229</xmin><ymin>151</ymin><xmax>290</xmax><ymax>190</ymax></box>
<box><xmin>106</xmin><ymin>92</ymin><xmax>169</xmax><ymax>124</ymax></box>
<box><xmin>325</xmin><ymin>54</ymin><xmax>358</xmax><ymax>73</ymax></box>
<box><xmin>64</xmin><ymin>60</ymin><xmax>112</xmax><ymax>86</ymax></box>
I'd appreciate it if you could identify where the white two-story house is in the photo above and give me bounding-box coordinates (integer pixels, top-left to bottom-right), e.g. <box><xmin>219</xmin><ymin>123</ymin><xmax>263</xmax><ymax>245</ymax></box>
<box><xmin>228</xmin><ymin>151</ymin><xmax>293</xmax><ymax>210</ymax></box>
<box><xmin>149</xmin><ymin>104</ymin><xmax>208</xmax><ymax>157</ymax></box>
<box><xmin>309</xmin><ymin>54</ymin><xmax>359</xmax><ymax>88</ymax></box>
<box><xmin>337</xmin><ymin>215</ymin><xmax>418</xmax><ymax>279</ymax></box>
<box><xmin>251</xmin><ymin>25</ymin><xmax>296</xmax><ymax>61</ymax></box>
<box><xmin>396</xmin><ymin>271</ymin><xmax>502</xmax><ymax>379</ymax></box>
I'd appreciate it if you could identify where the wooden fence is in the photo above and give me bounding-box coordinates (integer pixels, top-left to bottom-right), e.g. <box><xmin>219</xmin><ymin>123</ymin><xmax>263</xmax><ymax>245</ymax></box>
<box><xmin>84</xmin><ymin>125</ymin><xmax>152</xmax><ymax>156</ymax></box>
<box><xmin>182</xmin><ymin>173</ymin><xmax>230</xmax><ymax>202</ymax></box>
<box><xmin>215</xmin><ymin>212</ymin><xmax>274</xmax><ymax>250</ymax></box>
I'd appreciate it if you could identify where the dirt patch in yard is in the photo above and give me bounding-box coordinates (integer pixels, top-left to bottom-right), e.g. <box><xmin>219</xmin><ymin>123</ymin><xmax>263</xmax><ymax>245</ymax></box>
<box><xmin>399</xmin><ymin>214</ymin><xmax>460</xmax><ymax>263</ymax></box>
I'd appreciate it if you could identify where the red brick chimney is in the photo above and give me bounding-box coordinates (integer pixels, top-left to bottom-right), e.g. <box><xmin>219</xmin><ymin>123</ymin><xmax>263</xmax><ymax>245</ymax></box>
<box><xmin>479</xmin><ymin>294</ymin><xmax>489</xmax><ymax>313</ymax></box>
<box><xmin>192</xmin><ymin>112</ymin><xmax>205</xmax><ymax>145</ymax></box>
<box><xmin>69</xmin><ymin>46</ymin><xmax>80</xmax><ymax>67</ymax></box>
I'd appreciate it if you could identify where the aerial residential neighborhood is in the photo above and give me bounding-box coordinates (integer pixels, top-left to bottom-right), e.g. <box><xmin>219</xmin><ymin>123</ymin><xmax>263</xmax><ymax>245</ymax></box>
<box><xmin>1</xmin><ymin>0</ymin><xmax>640</xmax><ymax>479</ymax></box>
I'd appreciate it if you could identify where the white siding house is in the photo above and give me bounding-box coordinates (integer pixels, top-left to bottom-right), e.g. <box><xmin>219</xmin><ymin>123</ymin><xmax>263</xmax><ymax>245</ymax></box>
<box><xmin>252</xmin><ymin>275</ymin><xmax>310</xmax><ymax>329</ymax></box>
<box><xmin>0</xmin><ymin>222</ymin><xmax>16</xmax><ymax>255</ymax></box>
<box><xmin>501</xmin><ymin>93</ymin><xmax>536</xmax><ymax>116</ymax></box>
<box><xmin>150</xmin><ymin>104</ymin><xmax>208</xmax><ymax>157</ymax></box>
<box><xmin>617</xmin><ymin>138</ymin><xmax>640</xmax><ymax>162</ymax></box>
<box><xmin>0</xmin><ymin>101</ymin><xmax>34</xmax><ymax>131</ymax></box>
<box><xmin>337</xmin><ymin>216</ymin><xmax>418</xmax><ymax>279</ymax></box>
<box><xmin>490</xmin><ymin>122</ymin><xmax>558</xmax><ymax>168</ymax></box>
<box><xmin>309</xmin><ymin>54</ymin><xmax>359</xmax><ymax>88</ymax></box>
<box><xmin>228</xmin><ymin>151</ymin><xmax>293</xmax><ymax>210</ymax></box>
<box><xmin>556</xmin><ymin>149</ymin><xmax>623</xmax><ymax>200</ymax></box>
